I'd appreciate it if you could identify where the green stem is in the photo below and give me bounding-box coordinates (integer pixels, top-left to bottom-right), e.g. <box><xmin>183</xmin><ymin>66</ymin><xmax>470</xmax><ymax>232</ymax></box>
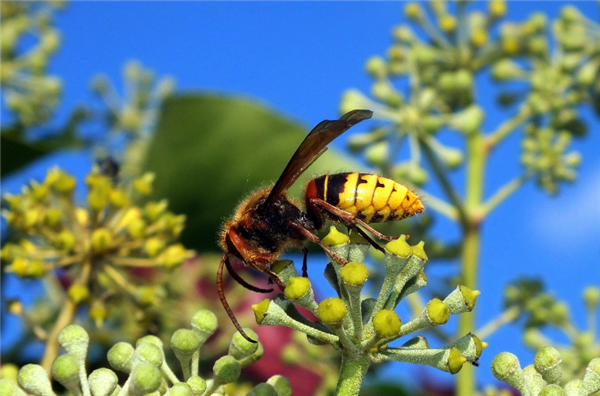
<box><xmin>456</xmin><ymin>132</ymin><xmax>486</xmax><ymax>396</ymax></box>
<box><xmin>486</xmin><ymin>106</ymin><xmax>531</xmax><ymax>150</ymax></box>
<box><xmin>476</xmin><ymin>306</ymin><xmax>522</xmax><ymax>340</ymax></box>
<box><xmin>420</xmin><ymin>138</ymin><xmax>469</xmax><ymax>225</ymax></box>
<box><xmin>481</xmin><ymin>174</ymin><xmax>530</xmax><ymax>217</ymax></box>
<box><xmin>334</xmin><ymin>353</ymin><xmax>372</xmax><ymax>396</ymax></box>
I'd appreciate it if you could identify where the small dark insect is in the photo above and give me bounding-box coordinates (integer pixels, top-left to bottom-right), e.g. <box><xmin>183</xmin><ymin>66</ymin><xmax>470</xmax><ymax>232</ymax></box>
<box><xmin>97</xmin><ymin>156</ymin><xmax>120</xmax><ymax>184</ymax></box>
<box><xmin>219</xmin><ymin>109</ymin><xmax>425</xmax><ymax>342</ymax></box>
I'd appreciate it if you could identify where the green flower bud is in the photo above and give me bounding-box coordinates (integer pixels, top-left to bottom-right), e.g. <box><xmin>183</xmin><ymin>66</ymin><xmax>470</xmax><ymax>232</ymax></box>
<box><xmin>444</xmin><ymin>285</ymin><xmax>480</xmax><ymax>314</ymax></box>
<box><xmin>322</xmin><ymin>226</ymin><xmax>349</xmax><ymax>246</ymax></box>
<box><xmin>534</xmin><ymin>347</ymin><xmax>562</xmax><ymax>384</ymax></box>
<box><xmin>317</xmin><ymin>297</ymin><xmax>347</xmax><ymax>324</ymax></box>
<box><xmin>577</xmin><ymin>61</ymin><xmax>599</xmax><ymax>86</ymax></box>
<box><xmin>439</xmin><ymin>15</ymin><xmax>457</xmax><ymax>32</ymax></box>
<box><xmin>91</xmin><ymin>228</ymin><xmax>113</xmax><ymax>252</ymax></box>
<box><xmin>44</xmin><ymin>208</ymin><xmax>62</xmax><ymax>228</ymax></box>
<box><xmin>17</xmin><ymin>365</ymin><xmax>54</xmax><ymax>396</ymax></box>
<box><xmin>492</xmin><ymin>59</ymin><xmax>526</xmax><ymax>81</ymax></box>
<box><xmin>582</xmin><ymin>358</ymin><xmax>600</xmax><ymax>392</ymax></box>
<box><xmin>144</xmin><ymin>200</ymin><xmax>168</xmax><ymax>222</ymax></box>
<box><xmin>191</xmin><ymin>309</ymin><xmax>218</xmax><ymax>343</ymax></box>
<box><xmin>385</xmin><ymin>235</ymin><xmax>412</xmax><ymax>257</ymax></box>
<box><xmin>135</xmin><ymin>342</ymin><xmax>163</xmax><ymax>367</ymax></box>
<box><xmin>144</xmin><ymin>237</ymin><xmax>166</xmax><ymax>258</ymax></box>
<box><xmin>55</xmin><ymin>230</ymin><xmax>76</xmax><ymax>252</ymax></box>
<box><xmin>136</xmin><ymin>337</ymin><xmax>163</xmax><ymax>353</ymax></box>
<box><xmin>373</xmin><ymin>310</ymin><xmax>401</xmax><ymax>337</ymax></box>
<box><xmin>90</xmin><ymin>300</ymin><xmax>107</xmax><ymax>328</ymax></box>
<box><xmin>127</xmin><ymin>218</ymin><xmax>146</xmax><ymax>240</ymax></box>
<box><xmin>561</xmin><ymin>5</ymin><xmax>582</xmax><ymax>23</ymax></box>
<box><xmin>229</xmin><ymin>329</ymin><xmax>259</xmax><ymax>360</ymax></box>
<box><xmin>169</xmin><ymin>383</ymin><xmax>193</xmax><ymax>396</ymax></box>
<box><xmin>411</xmin><ymin>241</ymin><xmax>428</xmax><ymax>261</ymax></box>
<box><xmin>413</xmin><ymin>45</ymin><xmax>437</xmax><ymax>66</ymax></box>
<box><xmin>159</xmin><ymin>244</ymin><xmax>191</xmax><ymax>269</ymax></box>
<box><xmin>109</xmin><ymin>189</ymin><xmax>129</xmax><ymax>208</ymax></box>
<box><xmin>426</xmin><ymin>299</ymin><xmax>449</xmax><ymax>325</ymax></box>
<box><xmin>130</xmin><ymin>363</ymin><xmax>162</xmax><ymax>395</ymax></box>
<box><xmin>266</xmin><ymin>375</ymin><xmax>292</xmax><ymax>396</ymax></box>
<box><xmin>371</xmin><ymin>81</ymin><xmax>402</xmax><ymax>107</ymax></box>
<box><xmin>171</xmin><ymin>328</ymin><xmax>200</xmax><ymax>363</ymax></box>
<box><xmin>563</xmin><ymin>379</ymin><xmax>582</xmax><ymax>391</ymax></box>
<box><xmin>88</xmin><ymin>189</ymin><xmax>109</xmax><ymax>211</ymax></box>
<box><xmin>186</xmin><ymin>376</ymin><xmax>207</xmax><ymax>396</ymax></box>
<box><xmin>107</xmin><ymin>342</ymin><xmax>135</xmax><ymax>373</ymax></box>
<box><xmin>23</xmin><ymin>259</ymin><xmax>46</xmax><ymax>278</ymax></box>
<box><xmin>502</xmin><ymin>37</ymin><xmax>520</xmax><ymax>55</ymax></box>
<box><xmin>340</xmin><ymin>89</ymin><xmax>372</xmax><ymax>114</ymax></box>
<box><xmin>0</xmin><ymin>379</ymin><xmax>27</xmax><ymax>396</ymax></box>
<box><xmin>252</xmin><ymin>299</ymin><xmax>271</xmax><ymax>325</ymax></box>
<box><xmin>213</xmin><ymin>356</ymin><xmax>241</xmax><ymax>384</ymax></box>
<box><xmin>450</xmin><ymin>106</ymin><xmax>484</xmax><ymax>135</ymax></box>
<box><xmin>471</xmin><ymin>31</ymin><xmax>489</xmax><ymax>49</ymax></box>
<box><xmin>392</xmin><ymin>26</ymin><xmax>414</xmax><ymax>43</ymax></box>
<box><xmin>29</xmin><ymin>182</ymin><xmax>49</xmax><ymax>202</ymax></box>
<box><xmin>492</xmin><ymin>352</ymin><xmax>524</xmax><ymax>389</ymax></box>
<box><xmin>538</xmin><ymin>384</ymin><xmax>565</xmax><ymax>396</ymax></box>
<box><xmin>583</xmin><ymin>286</ymin><xmax>600</xmax><ymax>310</ymax></box>
<box><xmin>88</xmin><ymin>368</ymin><xmax>118</xmax><ymax>396</ymax></box>
<box><xmin>247</xmin><ymin>383</ymin><xmax>277</xmax><ymax>396</ymax></box>
<box><xmin>454</xmin><ymin>69</ymin><xmax>473</xmax><ymax>92</ymax></box>
<box><xmin>489</xmin><ymin>0</ymin><xmax>507</xmax><ymax>18</ymax></box>
<box><xmin>0</xmin><ymin>364</ymin><xmax>19</xmax><ymax>381</ymax></box>
<box><xmin>365</xmin><ymin>56</ymin><xmax>387</xmax><ymax>79</ymax></box>
<box><xmin>58</xmin><ymin>324</ymin><xmax>89</xmax><ymax>360</ymax></box>
<box><xmin>68</xmin><ymin>284</ymin><xmax>90</xmax><ymax>303</ymax></box>
<box><xmin>447</xmin><ymin>347</ymin><xmax>467</xmax><ymax>374</ymax></box>
<box><xmin>284</xmin><ymin>277</ymin><xmax>311</xmax><ymax>300</ymax></box>
<box><xmin>53</xmin><ymin>172</ymin><xmax>76</xmax><ymax>194</ymax></box>
<box><xmin>404</xmin><ymin>2</ymin><xmax>423</xmax><ymax>21</ymax></box>
<box><xmin>51</xmin><ymin>354</ymin><xmax>79</xmax><ymax>390</ymax></box>
<box><xmin>133</xmin><ymin>173</ymin><xmax>155</xmax><ymax>196</ymax></box>
<box><xmin>340</xmin><ymin>262</ymin><xmax>368</xmax><ymax>286</ymax></box>
<box><xmin>119</xmin><ymin>107</ymin><xmax>141</xmax><ymax>131</ymax></box>
<box><xmin>365</xmin><ymin>140</ymin><xmax>389</xmax><ymax>166</ymax></box>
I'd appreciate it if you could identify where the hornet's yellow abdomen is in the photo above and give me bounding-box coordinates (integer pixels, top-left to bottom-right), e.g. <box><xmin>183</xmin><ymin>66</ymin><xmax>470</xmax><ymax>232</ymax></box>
<box><xmin>306</xmin><ymin>172</ymin><xmax>425</xmax><ymax>223</ymax></box>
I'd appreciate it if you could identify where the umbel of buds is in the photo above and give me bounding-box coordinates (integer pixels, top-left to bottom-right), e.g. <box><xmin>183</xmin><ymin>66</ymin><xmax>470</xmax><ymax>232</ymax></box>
<box><xmin>0</xmin><ymin>309</ymin><xmax>291</xmax><ymax>396</ymax></box>
<box><xmin>492</xmin><ymin>348</ymin><xmax>600</xmax><ymax>396</ymax></box>
<box><xmin>251</xmin><ymin>227</ymin><xmax>484</xmax><ymax>396</ymax></box>
<box><xmin>1</xmin><ymin>166</ymin><xmax>194</xmax><ymax>328</ymax></box>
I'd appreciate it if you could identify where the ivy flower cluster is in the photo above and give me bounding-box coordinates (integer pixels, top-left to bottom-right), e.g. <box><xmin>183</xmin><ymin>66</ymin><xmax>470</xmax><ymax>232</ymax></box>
<box><xmin>492</xmin><ymin>347</ymin><xmax>600</xmax><ymax>396</ymax></box>
<box><xmin>0</xmin><ymin>309</ymin><xmax>291</xmax><ymax>396</ymax></box>
<box><xmin>2</xmin><ymin>166</ymin><xmax>193</xmax><ymax>330</ymax></box>
<box><xmin>250</xmin><ymin>227</ymin><xmax>484</xmax><ymax>396</ymax></box>
<box><xmin>1</xmin><ymin>0</ymin><xmax>63</xmax><ymax>126</ymax></box>
<box><xmin>337</xmin><ymin>1</ymin><xmax>597</xmax><ymax>196</ymax></box>
<box><xmin>504</xmin><ymin>281</ymin><xmax>600</xmax><ymax>387</ymax></box>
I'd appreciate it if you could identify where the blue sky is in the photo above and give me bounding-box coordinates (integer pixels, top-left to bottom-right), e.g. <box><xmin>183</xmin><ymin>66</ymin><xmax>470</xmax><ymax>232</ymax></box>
<box><xmin>2</xmin><ymin>1</ymin><xmax>599</xmax><ymax>391</ymax></box>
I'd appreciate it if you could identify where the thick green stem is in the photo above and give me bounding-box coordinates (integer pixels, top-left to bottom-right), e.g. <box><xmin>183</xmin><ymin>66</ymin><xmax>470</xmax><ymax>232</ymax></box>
<box><xmin>456</xmin><ymin>132</ymin><xmax>486</xmax><ymax>396</ymax></box>
<box><xmin>334</xmin><ymin>353</ymin><xmax>372</xmax><ymax>396</ymax></box>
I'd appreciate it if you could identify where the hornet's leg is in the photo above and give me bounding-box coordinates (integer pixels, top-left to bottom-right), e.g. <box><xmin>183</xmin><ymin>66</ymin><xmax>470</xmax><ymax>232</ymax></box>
<box><xmin>288</xmin><ymin>221</ymin><xmax>349</xmax><ymax>266</ymax></box>
<box><xmin>224</xmin><ymin>255</ymin><xmax>274</xmax><ymax>293</ymax></box>
<box><xmin>218</xmin><ymin>254</ymin><xmax>257</xmax><ymax>343</ymax></box>
<box><xmin>309</xmin><ymin>198</ymin><xmax>397</xmax><ymax>243</ymax></box>
<box><xmin>301</xmin><ymin>247</ymin><xmax>308</xmax><ymax>278</ymax></box>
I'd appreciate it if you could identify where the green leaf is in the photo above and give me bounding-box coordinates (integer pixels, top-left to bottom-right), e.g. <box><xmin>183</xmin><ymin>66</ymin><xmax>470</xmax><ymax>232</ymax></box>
<box><xmin>1</xmin><ymin>110</ymin><xmax>87</xmax><ymax>177</ymax></box>
<box><xmin>143</xmin><ymin>94</ymin><xmax>360</xmax><ymax>252</ymax></box>
<box><xmin>1</xmin><ymin>126</ymin><xmax>48</xmax><ymax>176</ymax></box>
